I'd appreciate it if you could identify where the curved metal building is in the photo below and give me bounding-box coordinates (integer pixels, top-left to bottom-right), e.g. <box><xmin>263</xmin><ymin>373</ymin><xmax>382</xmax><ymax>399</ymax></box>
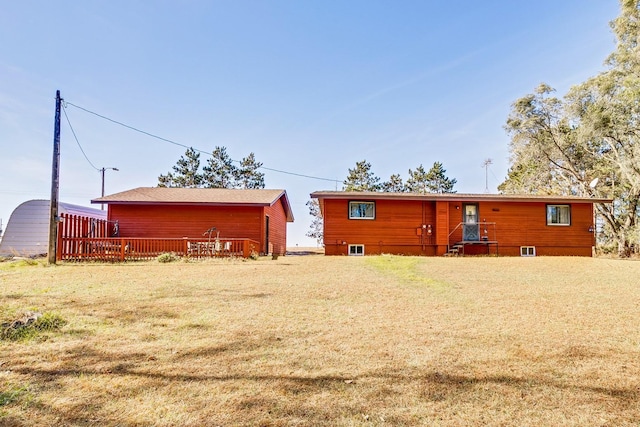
<box><xmin>0</xmin><ymin>200</ymin><xmax>106</xmax><ymax>257</ymax></box>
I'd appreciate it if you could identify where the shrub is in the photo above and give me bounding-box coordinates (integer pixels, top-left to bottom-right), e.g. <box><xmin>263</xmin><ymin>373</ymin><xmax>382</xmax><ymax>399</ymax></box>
<box><xmin>157</xmin><ymin>253</ymin><xmax>178</xmax><ymax>263</ymax></box>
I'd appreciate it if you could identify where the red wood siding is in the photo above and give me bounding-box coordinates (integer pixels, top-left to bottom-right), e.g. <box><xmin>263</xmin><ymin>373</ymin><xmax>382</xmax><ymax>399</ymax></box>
<box><xmin>435</xmin><ymin>201</ymin><xmax>450</xmax><ymax>255</ymax></box>
<box><xmin>109</xmin><ymin>204</ymin><xmax>264</xmax><ymax>248</ymax></box>
<box><xmin>264</xmin><ymin>198</ymin><xmax>288</xmax><ymax>255</ymax></box>
<box><xmin>323</xmin><ymin>199</ymin><xmax>437</xmax><ymax>255</ymax></box>
<box><xmin>322</xmin><ymin>197</ymin><xmax>595</xmax><ymax>257</ymax></box>
<box><xmin>454</xmin><ymin>201</ymin><xmax>594</xmax><ymax>256</ymax></box>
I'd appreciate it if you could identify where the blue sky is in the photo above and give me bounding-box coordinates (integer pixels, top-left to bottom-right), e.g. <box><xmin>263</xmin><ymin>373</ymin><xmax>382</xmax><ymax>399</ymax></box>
<box><xmin>0</xmin><ymin>1</ymin><xmax>620</xmax><ymax>246</ymax></box>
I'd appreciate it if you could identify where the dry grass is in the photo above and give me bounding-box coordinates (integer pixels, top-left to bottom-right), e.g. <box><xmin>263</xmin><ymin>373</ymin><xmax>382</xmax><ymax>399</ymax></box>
<box><xmin>1</xmin><ymin>255</ymin><xmax>639</xmax><ymax>426</ymax></box>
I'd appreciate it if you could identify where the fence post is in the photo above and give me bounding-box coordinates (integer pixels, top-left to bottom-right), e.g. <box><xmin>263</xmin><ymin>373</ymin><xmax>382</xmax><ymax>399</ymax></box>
<box><xmin>56</xmin><ymin>217</ymin><xmax>63</xmax><ymax>261</ymax></box>
<box><xmin>120</xmin><ymin>238</ymin><xmax>125</xmax><ymax>261</ymax></box>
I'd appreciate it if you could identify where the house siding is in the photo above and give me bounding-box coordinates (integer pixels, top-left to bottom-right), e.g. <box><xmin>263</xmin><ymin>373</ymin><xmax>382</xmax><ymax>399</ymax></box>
<box><xmin>321</xmin><ymin>197</ymin><xmax>595</xmax><ymax>257</ymax></box>
<box><xmin>453</xmin><ymin>201</ymin><xmax>594</xmax><ymax>256</ymax></box>
<box><xmin>323</xmin><ymin>198</ymin><xmax>438</xmax><ymax>256</ymax></box>
<box><xmin>108</xmin><ymin>204</ymin><xmax>265</xmax><ymax>248</ymax></box>
<box><xmin>264</xmin><ymin>198</ymin><xmax>288</xmax><ymax>255</ymax></box>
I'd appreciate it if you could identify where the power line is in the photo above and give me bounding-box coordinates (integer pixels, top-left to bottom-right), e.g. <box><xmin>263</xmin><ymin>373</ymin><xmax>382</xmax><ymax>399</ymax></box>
<box><xmin>64</xmin><ymin>101</ymin><xmax>341</xmax><ymax>184</ymax></box>
<box><xmin>62</xmin><ymin>102</ymin><xmax>100</xmax><ymax>171</ymax></box>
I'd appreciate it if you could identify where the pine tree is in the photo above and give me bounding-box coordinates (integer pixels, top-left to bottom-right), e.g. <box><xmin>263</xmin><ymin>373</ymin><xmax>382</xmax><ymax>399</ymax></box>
<box><xmin>343</xmin><ymin>160</ymin><xmax>381</xmax><ymax>191</ymax></box>
<box><xmin>157</xmin><ymin>147</ymin><xmax>202</xmax><ymax>188</ymax></box>
<box><xmin>425</xmin><ymin>161</ymin><xmax>457</xmax><ymax>193</ymax></box>
<box><xmin>202</xmin><ymin>146</ymin><xmax>238</xmax><ymax>188</ymax></box>
<box><xmin>236</xmin><ymin>152</ymin><xmax>265</xmax><ymax>189</ymax></box>
<box><xmin>381</xmin><ymin>174</ymin><xmax>406</xmax><ymax>192</ymax></box>
<box><xmin>405</xmin><ymin>165</ymin><xmax>429</xmax><ymax>193</ymax></box>
<box><xmin>404</xmin><ymin>162</ymin><xmax>457</xmax><ymax>193</ymax></box>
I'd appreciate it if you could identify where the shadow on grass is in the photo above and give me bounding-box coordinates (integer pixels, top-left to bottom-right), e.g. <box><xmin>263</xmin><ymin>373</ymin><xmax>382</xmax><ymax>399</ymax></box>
<box><xmin>7</xmin><ymin>340</ymin><xmax>639</xmax><ymax>425</ymax></box>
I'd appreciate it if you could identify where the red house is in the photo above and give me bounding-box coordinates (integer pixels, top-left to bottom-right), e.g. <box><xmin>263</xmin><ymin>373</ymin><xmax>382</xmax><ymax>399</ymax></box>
<box><xmin>311</xmin><ymin>191</ymin><xmax>611</xmax><ymax>257</ymax></box>
<box><xmin>93</xmin><ymin>187</ymin><xmax>294</xmax><ymax>255</ymax></box>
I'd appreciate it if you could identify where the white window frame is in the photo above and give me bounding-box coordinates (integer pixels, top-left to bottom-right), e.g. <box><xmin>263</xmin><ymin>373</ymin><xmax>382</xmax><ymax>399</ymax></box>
<box><xmin>348</xmin><ymin>244</ymin><xmax>365</xmax><ymax>256</ymax></box>
<box><xmin>349</xmin><ymin>201</ymin><xmax>375</xmax><ymax>220</ymax></box>
<box><xmin>547</xmin><ymin>204</ymin><xmax>571</xmax><ymax>226</ymax></box>
<box><xmin>520</xmin><ymin>246</ymin><xmax>536</xmax><ymax>257</ymax></box>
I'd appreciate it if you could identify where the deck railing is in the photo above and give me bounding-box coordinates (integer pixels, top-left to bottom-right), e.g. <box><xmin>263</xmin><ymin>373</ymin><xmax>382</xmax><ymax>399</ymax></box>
<box><xmin>57</xmin><ymin>236</ymin><xmax>260</xmax><ymax>262</ymax></box>
<box><xmin>56</xmin><ymin>213</ymin><xmax>260</xmax><ymax>262</ymax></box>
<box><xmin>447</xmin><ymin>222</ymin><xmax>497</xmax><ymax>254</ymax></box>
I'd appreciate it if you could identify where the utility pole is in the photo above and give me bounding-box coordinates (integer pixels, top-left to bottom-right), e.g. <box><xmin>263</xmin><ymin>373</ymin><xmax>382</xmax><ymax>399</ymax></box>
<box><xmin>482</xmin><ymin>158</ymin><xmax>493</xmax><ymax>193</ymax></box>
<box><xmin>48</xmin><ymin>90</ymin><xmax>62</xmax><ymax>264</ymax></box>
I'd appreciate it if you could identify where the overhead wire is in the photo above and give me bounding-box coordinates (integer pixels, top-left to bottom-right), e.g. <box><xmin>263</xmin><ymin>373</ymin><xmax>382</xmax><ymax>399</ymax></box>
<box><xmin>61</xmin><ymin>101</ymin><xmax>100</xmax><ymax>171</ymax></box>
<box><xmin>63</xmin><ymin>101</ymin><xmax>341</xmax><ymax>184</ymax></box>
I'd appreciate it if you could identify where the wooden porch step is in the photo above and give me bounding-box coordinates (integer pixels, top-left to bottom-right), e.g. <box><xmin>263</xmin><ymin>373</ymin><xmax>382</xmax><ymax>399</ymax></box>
<box><xmin>444</xmin><ymin>244</ymin><xmax>463</xmax><ymax>256</ymax></box>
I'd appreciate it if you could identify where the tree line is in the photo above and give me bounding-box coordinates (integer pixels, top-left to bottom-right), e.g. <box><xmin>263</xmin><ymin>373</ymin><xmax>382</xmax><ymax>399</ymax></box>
<box><xmin>342</xmin><ymin>160</ymin><xmax>456</xmax><ymax>193</ymax></box>
<box><xmin>157</xmin><ymin>147</ymin><xmax>265</xmax><ymax>189</ymax></box>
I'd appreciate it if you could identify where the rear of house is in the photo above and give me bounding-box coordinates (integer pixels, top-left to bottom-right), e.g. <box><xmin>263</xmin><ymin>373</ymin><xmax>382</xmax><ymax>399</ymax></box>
<box><xmin>311</xmin><ymin>191</ymin><xmax>611</xmax><ymax>257</ymax></box>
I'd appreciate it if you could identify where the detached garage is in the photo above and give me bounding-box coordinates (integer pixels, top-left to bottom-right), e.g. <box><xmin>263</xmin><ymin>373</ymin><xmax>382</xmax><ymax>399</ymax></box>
<box><xmin>92</xmin><ymin>187</ymin><xmax>294</xmax><ymax>256</ymax></box>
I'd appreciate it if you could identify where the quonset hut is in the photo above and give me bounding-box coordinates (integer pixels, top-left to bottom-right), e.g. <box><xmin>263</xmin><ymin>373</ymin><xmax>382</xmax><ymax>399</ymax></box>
<box><xmin>0</xmin><ymin>200</ymin><xmax>107</xmax><ymax>257</ymax></box>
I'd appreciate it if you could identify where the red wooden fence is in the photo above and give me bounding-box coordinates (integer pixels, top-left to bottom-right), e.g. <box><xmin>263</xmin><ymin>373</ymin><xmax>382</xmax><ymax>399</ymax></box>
<box><xmin>59</xmin><ymin>213</ymin><xmax>111</xmax><ymax>239</ymax></box>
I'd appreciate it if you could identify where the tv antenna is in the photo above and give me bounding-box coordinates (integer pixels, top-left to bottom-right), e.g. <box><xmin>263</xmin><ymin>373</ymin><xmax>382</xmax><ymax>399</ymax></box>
<box><xmin>482</xmin><ymin>158</ymin><xmax>493</xmax><ymax>193</ymax></box>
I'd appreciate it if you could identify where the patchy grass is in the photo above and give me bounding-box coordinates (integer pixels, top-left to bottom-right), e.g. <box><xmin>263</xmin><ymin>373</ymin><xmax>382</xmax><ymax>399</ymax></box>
<box><xmin>0</xmin><ymin>258</ymin><xmax>46</xmax><ymax>269</ymax></box>
<box><xmin>1</xmin><ymin>312</ymin><xmax>67</xmax><ymax>341</ymax></box>
<box><xmin>367</xmin><ymin>254</ymin><xmax>451</xmax><ymax>291</ymax></box>
<box><xmin>0</xmin><ymin>255</ymin><xmax>639</xmax><ymax>425</ymax></box>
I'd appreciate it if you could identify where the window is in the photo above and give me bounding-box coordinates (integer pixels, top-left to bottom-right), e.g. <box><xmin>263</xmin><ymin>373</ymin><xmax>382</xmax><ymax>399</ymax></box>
<box><xmin>349</xmin><ymin>244</ymin><xmax>364</xmax><ymax>256</ymax></box>
<box><xmin>547</xmin><ymin>205</ymin><xmax>571</xmax><ymax>226</ymax></box>
<box><xmin>349</xmin><ymin>201</ymin><xmax>375</xmax><ymax>219</ymax></box>
<box><xmin>520</xmin><ymin>246</ymin><xmax>536</xmax><ymax>257</ymax></box>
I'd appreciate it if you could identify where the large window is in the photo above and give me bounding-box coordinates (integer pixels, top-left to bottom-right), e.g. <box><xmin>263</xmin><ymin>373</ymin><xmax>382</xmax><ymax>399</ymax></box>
<box><xmin>547</xmin><ymin>205</ymin><xmax>571</xmax><ymax>226</ymax></box>
<box><xmin>349</xmin><ymin>201</ymin><xmax>375</xmax><ymax>219</ymax></box>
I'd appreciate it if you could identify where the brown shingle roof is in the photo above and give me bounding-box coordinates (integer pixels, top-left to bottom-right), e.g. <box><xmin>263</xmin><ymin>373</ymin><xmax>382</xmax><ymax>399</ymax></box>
<box><xmin>93</xmin><ymin>187</ymin><xmax>294</xmax><ymax>221</ymax></box>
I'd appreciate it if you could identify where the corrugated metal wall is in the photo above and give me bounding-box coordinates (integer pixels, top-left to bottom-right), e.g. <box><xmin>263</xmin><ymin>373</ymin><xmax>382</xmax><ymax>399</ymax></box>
<box><xmin>0</xmin><ymin>200</ymin><xmax>106</xmax><ymax>257</ymax></box>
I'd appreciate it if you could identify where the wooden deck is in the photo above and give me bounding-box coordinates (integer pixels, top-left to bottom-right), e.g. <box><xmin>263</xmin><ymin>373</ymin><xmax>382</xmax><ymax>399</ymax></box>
<box><xmin>56</xmin><ymin>212</ymin><xmax>260</xmax><ymax>262</ymax></box>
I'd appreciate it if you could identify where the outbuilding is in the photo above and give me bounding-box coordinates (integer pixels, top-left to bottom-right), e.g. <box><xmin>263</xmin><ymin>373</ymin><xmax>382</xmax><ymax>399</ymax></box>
<box><xmin>0</xmin><ymin>200</ymin><xmax>107</xmax><ymax>257</ymax></box>
<box><xmin>93</xmin><ymin>187</ymin><xmax>294</xmax><ymax>256</ymax></box>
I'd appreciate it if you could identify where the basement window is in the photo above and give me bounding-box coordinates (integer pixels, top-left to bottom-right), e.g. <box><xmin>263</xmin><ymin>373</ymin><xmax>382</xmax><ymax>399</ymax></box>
<box><xmin>547</xmin><ymin>205</ymin><xmax>571</xmax><ymax>226</ymax></box>
<box><xmin>348</xmin><ymin>244</ymin><xmax>365</xmax><ymax>256</ymax></box>
<box><xmin>520</xmin><ymin>246</ymin><xmax>536</xmax><ymax>257</ymax></box>
<box><xmin>349</xmin><ymin>201</ymin><xmax>375</xmax><ymax>219</ymax></box>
